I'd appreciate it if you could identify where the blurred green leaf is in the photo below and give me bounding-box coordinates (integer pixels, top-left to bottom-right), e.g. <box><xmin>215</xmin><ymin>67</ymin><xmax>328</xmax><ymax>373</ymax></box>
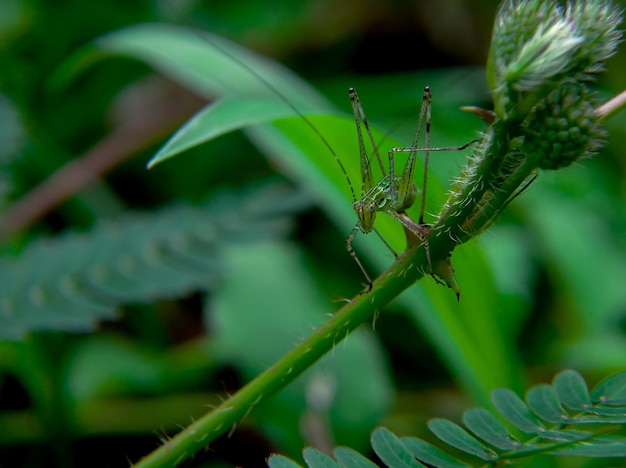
<box><xmin>490</xmin><ymin>389</ymin><xmax>545</xmax><ymax>433</ymax></box>
<box><xmin>427</xmin><ymin>418</ymin><xmax>497</xmax><ymax>461</ymax></box>
<box><xmin>148</xmin><ymin>96</ymin><xmax>318</xmax><ymax>167</ymax></box>
<box><xmin>333</xmin><ymin>446</ymin><xmax>379</xmax><ymax>468</ymax></box>
<box><xmin>592</xmin><ymin>370</ymin><xmax>626</xmax><ymax>405</ymax></box>
<box><xmin>554</xmin><ymin>369</ymin><xmax>592</xmax><ymax>411</ymax></box>
<box><xmin>209</xmin><ymin>241</ymin><xmax>393</xmax><ymax>453</ymax></box>
<box><xmin>268</xmin><ymin>454</ymin><xmax>304</xmax><ymax>468</ymax></box>
<box><xmin>303</xmin><ymin>448</ymin><xmax>341</xmax><ymax>467</ymax></box>
<box><xmin>0</xmin><ymin>182</ymin><xmax>304</xmax><ymax>339</ymax></box>
<box><xmin>401</xmin><ymin>436</ymin><xmax>470</xmax><ymax>468</ymax></box>
<box><xmin>525</xmin><ymin>384</ymin><xmax>568</xmax><ymax>424</ymax></box>
<box><xmin>60</xmin><ymin>23</ymin><xmax>331</xmax><ymax>109</ymax></box>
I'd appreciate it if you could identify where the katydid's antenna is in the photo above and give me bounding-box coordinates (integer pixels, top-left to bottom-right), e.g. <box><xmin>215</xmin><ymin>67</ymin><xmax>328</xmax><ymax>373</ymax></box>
<box><xmin>193</xmin><ymin>30</ymin><xmax>358</xmax><ymax>203</ymax></box>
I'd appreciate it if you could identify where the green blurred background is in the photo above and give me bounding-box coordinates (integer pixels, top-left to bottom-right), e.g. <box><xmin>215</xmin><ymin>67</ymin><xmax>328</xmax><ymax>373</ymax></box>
<box><xmin>1</xmin><ymin>0</ymin><xmax>626</xmax><ymax>466</ymax></box>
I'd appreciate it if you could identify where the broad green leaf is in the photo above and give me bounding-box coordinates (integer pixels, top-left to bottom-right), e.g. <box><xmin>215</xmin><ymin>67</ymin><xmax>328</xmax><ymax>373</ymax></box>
<box><xmin>462</xmin><ymin>407</ymin><xmax>520</xmax><ymax>450</ymax></box>
<box><xmin>333</xmin><ymin>447</ymin><xmax>378</xmax><ymax>468</ymax></box>
<box><xmin>269</xmin><ymin>454</ymin><xmax>305</xmax><ymax>468</ymax></box>
<box><xmin>526</xmin><ymin>384</ymin><xmax>569</xmax><ymax>424</ymax></box>
<box><xmin>149</xmin><ymin>97</ymin><xmax>322</xmax><ymax>167</ymax></box>
<box><xmin>371</xmin><ymin>427</ymin><xmax>425</xmax><ymax>468</ymax></box>
<box><xmin>401</xmin><ymin>436</ymin><xmax>470</xmax><ymax>467</ymax></box>
<box><xmin>427</xmin><ymin>419</ymin><xmax>497</xmax><ymax>461</ymax></box>
<box><xmin>303</xmin><ymin>448</ymin><xmax>341</xmax><ymax>468</ymax></box>
<box><xmin>591</xmin><ymin>370</ymin><xmax>626</xmax><ymax>406</ymax></box>
<box><xmin>553</xmin><ymin>370</ymin><xmax>591</xmax><ymax>411</ymax></box>
<box><xmin>491</xmin><ymin>388</ymin><xmax>545</xmax><ymax>433</ymax></box>
<box><xmin>552</xmin><ymin>435</ymin><xmax>626</xmax><ymax>457</ymax></box>
<box><xmin>65</xmin><ymin>24</ymin><xmax>331</xmax><ymax>110</ymax></box>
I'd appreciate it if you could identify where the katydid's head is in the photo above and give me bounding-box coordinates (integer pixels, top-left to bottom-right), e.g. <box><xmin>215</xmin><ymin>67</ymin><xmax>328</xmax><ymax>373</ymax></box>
<box><xmin>353</xmin><ymin>199</ymin><xmax>376</xmax><ymax>233</ymax></box>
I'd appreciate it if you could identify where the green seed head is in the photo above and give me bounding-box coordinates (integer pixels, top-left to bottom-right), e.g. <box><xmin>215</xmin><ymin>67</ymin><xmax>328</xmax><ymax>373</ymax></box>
<box><xmin>522</xmin><ymin>83</ymin><xmax>606</xmax><ymax>170</ymax></box>
<box><xmin>488</xmin><ymin>0</ymin><xmax>622</xmax><ymax>120</ymax></box>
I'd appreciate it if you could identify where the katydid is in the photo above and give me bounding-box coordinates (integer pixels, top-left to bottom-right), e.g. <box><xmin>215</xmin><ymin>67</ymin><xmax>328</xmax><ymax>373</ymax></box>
<box><xmin>346</xmin><ymin>86</ymin><xmax>475</xmax><ymax>287</ymax></box>
<box><xmin>193</xmin><ymin>31</ymin><xmax>474</xmax><ymax>289</ymax></box>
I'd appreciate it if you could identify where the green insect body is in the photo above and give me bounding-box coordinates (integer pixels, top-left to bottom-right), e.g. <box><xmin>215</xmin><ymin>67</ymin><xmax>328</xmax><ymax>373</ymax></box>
<box><xmin>345</xmin><ymin>86</ymin><xmax>474</xmax><ymax>289</ymax></box>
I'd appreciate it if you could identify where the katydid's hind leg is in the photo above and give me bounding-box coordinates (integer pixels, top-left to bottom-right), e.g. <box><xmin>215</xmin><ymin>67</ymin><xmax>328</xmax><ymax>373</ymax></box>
<box><xmin>346</xmin><ymin>225</ymin><xmax>373</xmax><ymax>290</ymax></box>
<box><xmin>415</xmin><ymin>90</ymin><xmax>480</xmax><ymax>224</ymax></box>
<box><xmin>419</xmin><ymin>87</ymin><xmax>432</xmax><ymax>225</ymax></box>
<box><xmin>373</xmin><ymin>227</ymin><xmax>399</xmax><ymax>259</ymax></box>
<box><xmin>392</xmin><ymin>87</ymin><xmax>480</xmax><ymax>225</ymax></box>
<box><xmin>389</xmin><ymin>86</ymin><xmax>431</xmax><ymax>218</ymax></box>
<box><xmin>349</xmin><ymin>88</ymin><xmax>386</xmax><ymax>176</ymax></box>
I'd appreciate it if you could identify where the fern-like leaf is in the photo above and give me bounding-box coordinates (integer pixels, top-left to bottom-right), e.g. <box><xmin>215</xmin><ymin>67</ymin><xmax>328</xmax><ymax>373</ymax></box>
<box><xmin>553</xmin><ymin>369</ymin><xmax>592</xmax><ymax>411</ymax></box>
<box><xmin>268</xmin><ymin>454</ymin><xmax>303</xmax><ymax>468</ymax></box>
<box><xmin>303</xmin><ymin>448</ymin><xmax>341</xmax><ymax>468</ymax></box>
<box><xmin>400</xmin><ymin>436</ymin><xmax>469</xmax><ymax>468</ymax></box>
<box><xmin>332</xmin><ymin>447</ymin><xmax>378</xmax><ymax>468</ymax></box>
<box><xmin>427</xmin><ymin>419</ymin><xmax>497</xmax><ymax>461</ymax></box>
<box><xmin>491</xmin><ymin>388</ymin><xmax>547</xmax><ymax>433</ymax></box>
<box><xmin>0</xmin><ymin>182</ymin><xmax>309</xmax><ymax>340</ymax></box>
<box><xmin>371</xmin><ymin>427</ymin><xmax>426</xmax><ymax>468</ymax></box>
<box><xmin>266</xmin><ymin>369</ymin><xmax>626</xmax><ymax>467</ymax></box>
<box><xmin>592</xmin><ymin>369</ymin><xmax>626</xmax><ymax>405</ymax></box>
<box><xmin>462</xmin><ymin>407</ymin><xmax>520</xmax><ymax>450</ymax></box>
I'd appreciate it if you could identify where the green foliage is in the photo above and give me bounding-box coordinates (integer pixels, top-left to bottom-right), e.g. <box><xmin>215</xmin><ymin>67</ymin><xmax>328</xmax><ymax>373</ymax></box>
<box><xmin>72</xmin><ymin>21</ymin><xmax>520</xmax><ymax>413</ymax></box>
<box><xmin>0</xmin><ymin>182</ymin><xmax>309</xmax><ymax>339</ymax></box>
<box><xmin>1</xmin><ymin>0</ymin><xmax>626</xmax><ymax>466</ymax></box>
<box><xmin>269</xmin><ymin>370</ymin><xmax>626</xmax><ymax>467</ymax></box>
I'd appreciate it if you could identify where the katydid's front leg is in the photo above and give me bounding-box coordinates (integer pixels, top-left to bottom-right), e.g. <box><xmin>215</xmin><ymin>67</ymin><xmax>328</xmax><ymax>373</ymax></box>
<box><xmin>346</xmin><ymin>224</ymin><xmax>373</xmax><ymax>288</ymax></box>
<box><xmin>347</xmin><ymin>87</ymin><xmax>399</xmax><ymax>289</ymax></box>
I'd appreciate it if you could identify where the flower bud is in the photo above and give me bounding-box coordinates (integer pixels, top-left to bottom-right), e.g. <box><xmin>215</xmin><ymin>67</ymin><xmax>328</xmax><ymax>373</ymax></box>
<box><xmin>522</xmin><ymin>83</ymin><xmax>606</xmax><ymax>170</ymax></box>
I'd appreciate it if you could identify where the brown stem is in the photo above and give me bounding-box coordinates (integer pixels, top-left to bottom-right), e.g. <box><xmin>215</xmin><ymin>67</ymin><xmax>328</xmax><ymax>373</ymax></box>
<box><xmin>0</xmin><ymin>87</ymin><xmax>204</xmax><ymax>244</ymax></box>
<box><xmin>595</xmin><ymin>89</ymin><xmax>626</xmax><ymax>120</ymax></box>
